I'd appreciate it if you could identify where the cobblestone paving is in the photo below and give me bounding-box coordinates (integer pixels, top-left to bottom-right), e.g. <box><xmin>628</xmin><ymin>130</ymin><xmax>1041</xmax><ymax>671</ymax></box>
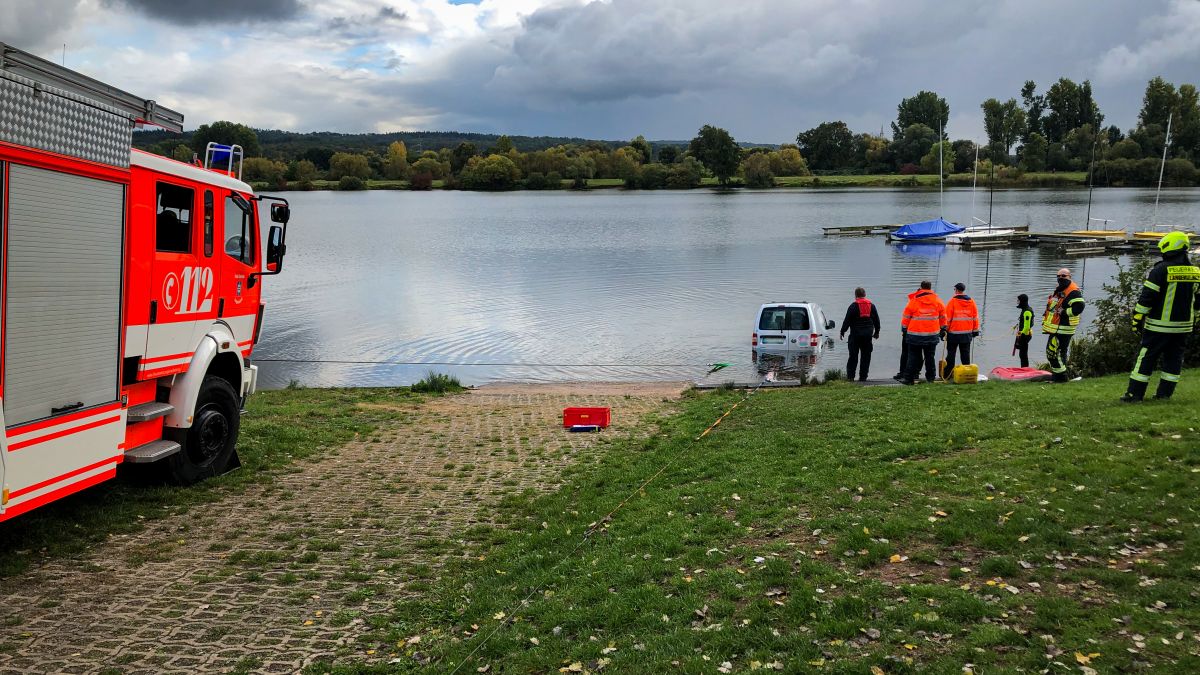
<box><xmin>0</xmin><ymin>382</ymin><xmax>683</xmax><ymax>674</ymax></box>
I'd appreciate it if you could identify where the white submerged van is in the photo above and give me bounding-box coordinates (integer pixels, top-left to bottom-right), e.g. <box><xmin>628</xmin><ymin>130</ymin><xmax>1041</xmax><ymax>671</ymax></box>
<box><xmin>751</xmin><ymin>302</ymin><xmax>836</xmax><ymax>355</ymax></box>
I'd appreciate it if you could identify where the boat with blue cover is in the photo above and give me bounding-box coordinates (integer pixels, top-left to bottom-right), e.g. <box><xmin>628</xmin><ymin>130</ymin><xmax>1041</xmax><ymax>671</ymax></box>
<box><xmin>887</xmin><ymin>217</ymin><xmax>965</xmax><ymax>242</ymax></box>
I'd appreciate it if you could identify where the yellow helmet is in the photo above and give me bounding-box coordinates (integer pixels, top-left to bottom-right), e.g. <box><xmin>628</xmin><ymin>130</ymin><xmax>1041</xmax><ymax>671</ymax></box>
<box><xmin>1158</xmin><ymin>231</ymin><xmax>1190</xmax><ymax>254</ymax></box>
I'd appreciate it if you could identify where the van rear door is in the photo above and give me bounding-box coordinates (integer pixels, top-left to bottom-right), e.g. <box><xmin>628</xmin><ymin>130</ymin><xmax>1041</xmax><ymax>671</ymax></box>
<box><xmin>756</xmin><ymin>306</ymin><xmax>788</xmax><ymax>350</ymax></box>
<box><xmin>784</xmin><ymin>306</ymin><xmax>812</xmax><ymax>352</ymax></box>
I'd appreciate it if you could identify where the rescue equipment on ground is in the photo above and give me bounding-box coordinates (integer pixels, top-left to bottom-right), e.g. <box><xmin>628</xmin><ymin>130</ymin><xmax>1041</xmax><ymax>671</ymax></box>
<box><xmin>950</xmin><ymin>364</ymin><xmax>979</xmax><ymax>384</ymax></box>
<box><xmin>989</xmin><ymin>367</ymin><xmax>1052</xmax><ymax>381</ymax></box>
<box><xmin>563</xmin><ymin>407</ymin><xmax>611</xmax><ymax>429</ymax></box>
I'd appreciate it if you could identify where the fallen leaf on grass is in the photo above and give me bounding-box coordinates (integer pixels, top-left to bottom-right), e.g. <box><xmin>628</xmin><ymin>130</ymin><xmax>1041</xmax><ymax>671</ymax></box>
<box><xmin>477</xmin><ymin>666</ymin><xmax>490</xmax><ymax>673</ymax></box>
<box><xmin>732</xmin><ymin>494</ymin><xmax>741</xmax><ymax>501</ymax></box>
<box><xmin>871</xmin><ymin>668</ymin><xmax>885</xmax><ymax>675</ymax></box>
<box><xmin>559</xmin><ymin>663</ymin><xmax>583</xmax><ymax>673</ymax></box>
<box><xmin>1075</xmin><ymin>652</ymin><xmax>1100</xmax><ymax>665</ymax></box>
<box><xmin>889</xmin><ymin>554</ymin><xmax>908</xmax><ymax>563</ymax></box>
<box><xmin>718</xmin><ymin>661</ymin><xmax>733</xmax><ymax>673</ymax></box>
<box><xmin>529</xmin><ymin>637</ymin><xmax>540</xmax><ymax>646</ymax></box>
<box><xmin>493</xmin><ymin>612</ymin><xmax>506</xmax><ymax>621</ymax></box>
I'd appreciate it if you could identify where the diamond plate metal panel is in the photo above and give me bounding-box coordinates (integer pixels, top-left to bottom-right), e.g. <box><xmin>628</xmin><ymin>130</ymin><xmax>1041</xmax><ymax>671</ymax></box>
<box><xmin>0</xmin><ymin>70</ymin><xmax>132</xmax><ymax>168</ymax></box>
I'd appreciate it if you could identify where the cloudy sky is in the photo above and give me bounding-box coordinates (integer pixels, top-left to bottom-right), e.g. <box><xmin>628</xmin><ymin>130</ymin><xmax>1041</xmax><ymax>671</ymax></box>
<box><xmin>3</xmin><ymin>0</ymin><xmax>1198</xmax><ymax>143</ymax></box>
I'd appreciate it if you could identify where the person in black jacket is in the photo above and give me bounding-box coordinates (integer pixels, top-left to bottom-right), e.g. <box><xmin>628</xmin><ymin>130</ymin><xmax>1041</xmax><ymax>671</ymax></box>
<box><xmin>840</xmin><ymin>287</ymin><xmax>881</xmax><ymax>382</ymax></box>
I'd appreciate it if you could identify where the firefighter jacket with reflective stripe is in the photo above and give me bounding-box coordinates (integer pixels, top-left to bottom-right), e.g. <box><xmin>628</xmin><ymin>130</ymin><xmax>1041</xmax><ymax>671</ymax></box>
<box><xmin>1016</xmin><ymin>305</ymin><xmax>1034</xmax><ymax>336</ymax></box>
<box><xmin>946</xmin><ymin>294</ymin><xmax>980</xmax><ymax>336</ymax></box>
<box><xmin>1134</xmin><ymin>252</ymin><xmax>1200</xmax><ymax>334</ymax></box>
<box><xmin>901</xmin><ymin>290</ymin><xmax>946</xmax><ymax>343</ymax></box>
<box><xmin>1042</xmin><ymin>282</ymin><xmax>1085</xmax><ymax>335</ymax></box>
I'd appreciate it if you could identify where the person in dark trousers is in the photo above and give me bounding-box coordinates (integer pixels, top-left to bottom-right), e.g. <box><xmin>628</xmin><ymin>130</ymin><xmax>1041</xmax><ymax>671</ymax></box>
<box><xmin>944</xmin><ymin>282</ymin><xmax>980</xmax><ymax>375</ymax></box>
<box><xmin>840</xmin><ymin>287</ymin><xmax>881</xmax><ymax>381</ymax></box>
<box><xmin>899</xmin><ymin>280</ymin><xmax>947</xmax><ymax>385</ymax></box>
<box><xmin>1042</xmin><ymin>267</ymin><xmax>1086</xmax><ymax>382</ymax></box>
<box><xmin>893</xmin><ymin>286</ymin><xmax>921</xmax><ymax>381</ymax></box>
<box><xmin>1121</xmin><ymin>232</ymin><xmax>1199</xmax><ymax>402</ymax></box>
<box><xmin>1013</xmin><ymin>293</ymin><xmax>1034</xmax><ymax>367</ymax></box>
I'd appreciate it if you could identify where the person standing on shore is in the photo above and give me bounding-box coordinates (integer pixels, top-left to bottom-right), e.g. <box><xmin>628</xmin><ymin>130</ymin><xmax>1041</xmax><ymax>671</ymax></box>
<box><xmin>1013</xmin><ymin>293</ymin><xmax>1034</xmax><ymax>368</ymax></box>
<box><xmin>944</xmin><ymin>282</ymin><xmax>980</xmax><ymax>376</ymax></box>
<box><xmin>899</xmin><ymin>280</ymin><xmax>946</xmax><ymax>385</ymax></box>
<box><xmin>1121</xmin><ymin>232</ymin><xmax>1200</xmax><ymax>402</ymax></box>
<box><xmin>840</xmin><ymin>287</ymin><xmax>881</xmax><ymax>382</ymax></box>
<box><xmin>893</xmin><ymin>285</ymin><xmax>922</xmax><ymax>381</ymax></box>
<box><xmin>1042</xmin><ymin>268</ymin><xmax>1085</xmax><ymax>383</ymax></box>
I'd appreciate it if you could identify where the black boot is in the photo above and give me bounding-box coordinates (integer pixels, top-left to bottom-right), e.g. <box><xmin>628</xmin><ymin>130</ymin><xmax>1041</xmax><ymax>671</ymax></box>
<box><xmin>1154</xmin><ymin>379</ymin><xmax>1177</xmax><ymax>400</ymax></box>
<box><xmin>1122</xmin><ymin>379</ymin><xmax>1148</xmax><ymax>402</ymax></box>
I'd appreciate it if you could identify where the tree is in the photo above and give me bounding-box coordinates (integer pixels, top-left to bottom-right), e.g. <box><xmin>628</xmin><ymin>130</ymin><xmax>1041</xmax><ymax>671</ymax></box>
<box><xmin>327</xmin><ymin>152</ymin><xmax>370</xmax><ymax>180</ymax></box>
<box><xmin>666</xmin><ymin>157</ymin><xmax>703</xmax><ymax>188</ymax></box>
<box><xmin>1021</xmin><ymin>80</ymin><xmax>1045</xmax><ymax>142</ymax></box>
<box><xmin>638</xmin><ymin>163</ymin><xmax>670</xmax><ymax>189</ymax></box>
<box><xmin>771</xmin><ymin>146</ymin><xmax>811</xmax><ymax>176</ymax></box>
<box><xmin>492</xmin><ymin>135</ymin><xmax>515</xmax><ymax>155</ymax></box>
<box><xmin>460</xmin><ymin>154</ymin><xmax>520</xmax><ymax>190</ymax></box>
<box><xmin>191</xmin><ymin>121</ymin><xmax>260</xmax><ymax>157</ymax></box>
<box><xmin>981</xmin><ymin>98</ymin><xmax>1026</xmax><ymax>161</ymax></box>
<box><xmin>411</xmin><ymin>156</ymin><xmax>449</xmax><ymax>179</ymax></box>
<box><xmin>1107</xmin><ymin>138</ymin><xmax>1143</xmax><ymax>160</ymax></box>
<box><xmin>1138</xmin><ymin>76</ymin><xmax>1178</xmax><ymax>131</ymax></box>
<box><xmin>688</xmin><ymin>125</ymin><xmax>741</xmax><ymax>185</ymax></box>
<box><xmin>889</xmin><ymin>123</ymin><xmax>938</xmax><ymax>167</ymax></box>
<box><xmin>1043</xmin><ymin>78</ymin><xmax>1103</xmax><ymax>142</ymax></box>
<box><xmin>242</xmin><ymin>157</ymin><xmax>287</xmax><ymax>184</ymax></box>
<box><xmin>892</xmin><ymin>90</ymin><xmax>949</xmax><ymax>139</ymax></box>
<box><xmin>450</xmin><ymin>142</ymin><xmax>478</xmax><ymax>173</ymax></box>
<box><xmin>171</xmin><ymin>143</ymin><xmax>194</xmax><ymax>162</ymax></box>
<box><xmin>951</xmin><ymin>139</ymin><xmax>977</xmax><ymax>173</ymax></box>
<box><xmin>1019</xmin><ymin>133</ymin><xmax>1048</xmax><ymax>172</ymax></box>
<box><xmin>919</xmin><ymin>140</ymin><xmax>953</xmax><ymax>175</ymax></box>
<box><xmin>1174</xmin><ymin>83</ymin><xmax>1200</xmax><ymax>160</ymax></box>
<box><xmin>299</xmin><ymin>147</ymin><xmax>335</xmax><ymax>171</ymax></box>
<box><xmin>629</xmin><ymin>135</ymin><xmax>652</xmax><ymax>164</ymax></box>
<box><xmin>656</xmin><ymin>146</ymin><xmax>680</xmax><ymax>164</ymax></box>
<box><xmin>855</xmin><ymin>134</ymin><xmax>891</xmax><ymax>173</ymax></box>
<box><xmin>383</xmin><ymin>141</ymin><xmax>409</xmax><ymax>180</ymax></box>
<box><xmin>796</xmin><ymin>121</ymin><xmax>855</xmax><ymax>171</ymax></box>
<box><xmin>740</xmin><ymin>153</ymin><xmax>775</xmax><ymax>188</ymax></box>
<box><xmin>289</xmin><ymin>159</ymin><xmax>318</xmax><ymax>184</ymax></box>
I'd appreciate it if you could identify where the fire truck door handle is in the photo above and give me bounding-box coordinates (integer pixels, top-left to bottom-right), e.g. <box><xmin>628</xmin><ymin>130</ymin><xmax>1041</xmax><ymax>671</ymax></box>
<box><xmin>149</xmin><ymin>300</ymin><xmax>157</xmax><ymax>324</ymax></box>
<box><xmin>51</xmin><ymin>402</ymin><xmax>84</xmax><ymax>415</ymax></box>
<box><xmin>218</xmin><ymin>298</ymin><xmax>225</xmax><ymax>318</ymax></box>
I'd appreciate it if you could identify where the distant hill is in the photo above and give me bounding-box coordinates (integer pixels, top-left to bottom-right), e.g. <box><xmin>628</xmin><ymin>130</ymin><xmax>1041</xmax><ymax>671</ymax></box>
<box><xmin>132</xmin><ymin>128</ymin><xmax>777</xmax><ymax>159</ymax></box>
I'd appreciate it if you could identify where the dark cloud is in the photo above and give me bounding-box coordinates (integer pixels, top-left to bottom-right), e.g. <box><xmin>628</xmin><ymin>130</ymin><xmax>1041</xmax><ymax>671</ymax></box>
<box><xmin>107</xmin><ymin>0</ymin><xmax>302</xmax><ymax>25</ymax></box>
<box><xmin>0</xmin><ymin>0</ymin><xmax>85</xmax><ymax>49</ymax></box>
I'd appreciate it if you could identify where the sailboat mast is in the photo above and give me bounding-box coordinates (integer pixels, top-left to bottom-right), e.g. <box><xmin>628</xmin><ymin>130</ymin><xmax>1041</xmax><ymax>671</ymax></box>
<box><xmin>1153</xmin><ymin>112</ymin><xmax>1173</xmax><ymax>229</ymax></box>
<box><xmin>1084</xmin><ymin>135</ymin><xmax>1097</xmax><ymax>229</ymax></box>
<box><xmin>970</xmin><ymin>142</ymin><xmax>979</xmax><ymax>225</ymax></box>
<box><xmin>987</xmin><ymin>138</ymin><xmax>995</xmax><ymax>233</ymax></box>
<box><xmin>938</xmin><ymin>120</ymin><xmax>944</xmax><ymax>219</ymax></box>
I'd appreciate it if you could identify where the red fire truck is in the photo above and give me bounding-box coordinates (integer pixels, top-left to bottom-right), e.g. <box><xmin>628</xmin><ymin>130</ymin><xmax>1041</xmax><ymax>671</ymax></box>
<box><xmin>0</xmin><ymin>43</ymin><xmax>290</xmax><ymax>520</ymax></box>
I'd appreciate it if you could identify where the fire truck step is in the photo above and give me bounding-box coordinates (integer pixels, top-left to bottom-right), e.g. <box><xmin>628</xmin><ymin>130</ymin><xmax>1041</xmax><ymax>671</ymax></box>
<box><xmin>126</xmin><ymin>402</ymin><xmax>175</xmax><ymax>423</ymax></box>
<box><xmin>124</xmin><ymin>440</ymin><xmax>182</xmax><ymax>464</ymax></box>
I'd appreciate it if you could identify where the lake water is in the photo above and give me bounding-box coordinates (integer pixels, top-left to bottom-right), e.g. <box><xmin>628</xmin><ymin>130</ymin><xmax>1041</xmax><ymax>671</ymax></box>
<box><xmin>254</xmin><ymin>186</ymin><xmax>1199</xmax><ymax>388</ymax></box>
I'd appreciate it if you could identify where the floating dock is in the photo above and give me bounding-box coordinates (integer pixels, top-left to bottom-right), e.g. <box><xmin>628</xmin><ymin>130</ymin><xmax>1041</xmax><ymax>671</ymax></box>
<box><xmin>825</xmin><ymin>222</ymin><xmax>1176</xmax><ymax>255</ymax></box>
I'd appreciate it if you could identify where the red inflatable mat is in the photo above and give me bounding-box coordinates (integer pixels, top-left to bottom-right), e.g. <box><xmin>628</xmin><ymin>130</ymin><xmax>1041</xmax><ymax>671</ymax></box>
<box><xmin>990</xmin><ymin>367</ymin><xmax>1052</xmax><ymax>381</ymax></box>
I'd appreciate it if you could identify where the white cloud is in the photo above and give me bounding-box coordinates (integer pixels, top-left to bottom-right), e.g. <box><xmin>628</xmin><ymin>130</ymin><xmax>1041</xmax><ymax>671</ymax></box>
<box><xmin>1095</xmin><ymin>0</ymin><xmax>1200</xmax><ymax>84</ymax></box>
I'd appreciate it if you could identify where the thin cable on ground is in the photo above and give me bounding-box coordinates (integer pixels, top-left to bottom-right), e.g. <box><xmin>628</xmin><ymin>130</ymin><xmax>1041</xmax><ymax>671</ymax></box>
<box><xmin>448</xmin><ymin>379</ymin><xmax>766</xmax><ymax>674</ymax></box>
<box><xmin>254</xmin><ymin>357</ymin><xmax>715</xmax><ymax>369</ymax></box>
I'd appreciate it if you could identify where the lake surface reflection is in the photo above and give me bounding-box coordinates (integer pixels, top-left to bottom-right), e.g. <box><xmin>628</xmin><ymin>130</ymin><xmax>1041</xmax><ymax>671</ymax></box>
<box><xmin>255</xmin><ymin>186</ymin><xmax>1199</xmax><ymax>388</ymax></box>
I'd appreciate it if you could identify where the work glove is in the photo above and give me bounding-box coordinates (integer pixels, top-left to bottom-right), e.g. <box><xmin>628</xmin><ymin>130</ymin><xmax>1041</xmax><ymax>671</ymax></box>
<box><xmin>939</xmin><ymin>327</ymin><xmax>947</xmax><ymax>339</ymax></box>
<box><xmin>1132</xmin><ymin>312</ymin><xmax>1145</xmax><ymax>334</ymax></box>
<box><xmin>972</xmin><ymin>331</ymin><xmax>980</xmax><ymax>338</ymax></box>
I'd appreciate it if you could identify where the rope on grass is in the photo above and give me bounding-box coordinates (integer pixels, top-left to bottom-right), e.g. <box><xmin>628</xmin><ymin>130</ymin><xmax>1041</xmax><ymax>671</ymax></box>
<box><xmin>447</xmin><ymin>377</ymin><xmax>765</xmax><ymax>674</ymax></box>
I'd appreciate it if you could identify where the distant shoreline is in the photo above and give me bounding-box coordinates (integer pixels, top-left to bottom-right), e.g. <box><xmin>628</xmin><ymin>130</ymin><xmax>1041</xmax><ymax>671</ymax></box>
<box><xmin>249</xmin><ymin>171</ymin><xmax>1129</xmax><ymax>193</ymax></box>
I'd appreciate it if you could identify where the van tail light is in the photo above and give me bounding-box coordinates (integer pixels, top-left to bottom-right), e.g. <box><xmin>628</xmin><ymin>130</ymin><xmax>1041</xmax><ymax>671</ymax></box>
<box><xmin>810</xmin><ymin>333</ymin><xmax>819</xmax><ymax>347</ymax></box>
<box><xmin>751</xmin><ymin>332</ymin><xmax>758</xmax><ymax>346</ymax></box>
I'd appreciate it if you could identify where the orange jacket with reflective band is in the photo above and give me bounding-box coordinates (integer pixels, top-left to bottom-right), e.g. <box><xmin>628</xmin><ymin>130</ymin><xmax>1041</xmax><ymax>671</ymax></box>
<box><xmin>945</xmin><ymin>294</ymin><xmax>980</xmax><ymax>335</ymax></box>
<box><xmin>900</xmin><ymin>290</ymin><xmax>947</xmax><ymax>337</ymax></box>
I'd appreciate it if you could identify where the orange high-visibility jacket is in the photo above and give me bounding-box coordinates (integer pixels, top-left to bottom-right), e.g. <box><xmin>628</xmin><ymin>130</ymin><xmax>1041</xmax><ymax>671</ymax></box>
<box><xmin>945</xmin><ymin>294</ymin><xmax>980</xmax><ymax>336</ymax></box>
<box><xmin>901</xmin><ymin>290</ymin><xmax>947</xmax><ymax>338</ymax></box>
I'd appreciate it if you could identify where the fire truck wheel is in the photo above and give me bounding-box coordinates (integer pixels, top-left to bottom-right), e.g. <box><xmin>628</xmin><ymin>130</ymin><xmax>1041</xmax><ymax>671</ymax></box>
<box><xmin>166</xmin><ymin>375</ymin><xmax>241</xmax><ymax>485</ymax></box>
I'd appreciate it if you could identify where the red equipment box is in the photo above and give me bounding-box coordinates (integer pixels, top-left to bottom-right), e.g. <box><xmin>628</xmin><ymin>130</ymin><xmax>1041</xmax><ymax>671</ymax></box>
<box><xmin>562</xmin><ymin>407</ymin><xmax>611</xmax><ymax>429</ymax></box>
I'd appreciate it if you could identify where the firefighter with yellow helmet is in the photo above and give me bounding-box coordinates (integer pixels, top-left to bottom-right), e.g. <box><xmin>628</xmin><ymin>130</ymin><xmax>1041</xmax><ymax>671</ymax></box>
<box><xmin>1121</xmin><ymin>231</ymin><xmax>1200</xmax><ymax>402</ymax></box>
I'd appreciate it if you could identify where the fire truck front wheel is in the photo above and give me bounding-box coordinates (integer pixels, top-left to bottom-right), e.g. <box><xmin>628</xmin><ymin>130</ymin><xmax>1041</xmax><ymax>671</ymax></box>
<box><xmin>166</xmin><ymin>375</ymin><xmax>241</xmax><ymax>485</ymax></box>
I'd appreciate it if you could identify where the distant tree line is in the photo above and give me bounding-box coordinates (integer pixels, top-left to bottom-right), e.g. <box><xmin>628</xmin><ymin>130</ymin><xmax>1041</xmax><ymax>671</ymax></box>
<box><xmin>794</xmin><ymin>77</ymin><xmax>1200</xmax><ymax>186</ymax></box>
<box><xmin>133</xmin><ymin>74</ymin><xmax>1199</xmax><ymax>191</ymax></box>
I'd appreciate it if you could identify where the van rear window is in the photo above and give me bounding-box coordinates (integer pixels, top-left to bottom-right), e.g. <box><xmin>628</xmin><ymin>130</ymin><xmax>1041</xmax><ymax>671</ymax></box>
<box><xmin>758</xmin><ymin>308</ymin><xmax>810</xmax><ymax>331</ymax></box>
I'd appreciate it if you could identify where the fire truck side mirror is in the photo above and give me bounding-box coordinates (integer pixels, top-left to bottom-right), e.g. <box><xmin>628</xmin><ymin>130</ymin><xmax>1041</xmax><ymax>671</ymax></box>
<box><xmin>266</xmin><ymin>225</ymin><xmax>285</xmax><ymax>273</ymax></box>
<box><xmin>270</xmin><ymin>203</ymin><xmax>290</xmax><ymax>224</ymax></box>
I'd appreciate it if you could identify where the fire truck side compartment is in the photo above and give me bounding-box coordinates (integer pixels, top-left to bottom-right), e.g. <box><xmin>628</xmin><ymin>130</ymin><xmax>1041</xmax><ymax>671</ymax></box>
<box><xmin>4</xmin><ymin>164</ymin><xmax>123</xmax><ymax>427</ymax></box>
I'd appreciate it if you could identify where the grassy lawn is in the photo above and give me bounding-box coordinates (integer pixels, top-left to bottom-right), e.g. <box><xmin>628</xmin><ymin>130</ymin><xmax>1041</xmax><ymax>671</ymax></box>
<box><xmin>0</xmin><ymin>387</ymin><xmax>425</xmax><ymax>578</ymax></box>
<box><xmin>353</xmin><ymin>372</ymin><xmax>1200</xmax><ymax>673</ymax></box>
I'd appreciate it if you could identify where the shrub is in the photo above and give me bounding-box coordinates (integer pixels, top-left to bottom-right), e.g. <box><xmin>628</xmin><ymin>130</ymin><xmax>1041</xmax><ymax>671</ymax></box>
<box><xmin>337</xmin><ymin>175</ymin><xmax>366</xmax><ymax>191</ymax></box>
<box><xmin>665</xmin><ymin>157</ymin><xmax>703</xmax><ymax>189</ymax></box>
<box><xmin>823</xmin><ymin>368</ymin><xmax>844</xmax><ymax>382</ymax></box>
<box><xmin>740</xmin><ymin>154</ymin><xmax>775</xmax><ymax>188</ymax></box>
<box><xmin>523</xmin><ymin>171</ymin><xmax>563</xmax><ymax>190</ymax></box>
<box><xmin>899</xmin><ymin>163</ymin><xmax>920</xmax><ymax>175</ymax></box>
<box><xmin>411</xmin><ymin>372</ymin><xmax>463</xmax><ymax>393</ymax></box>
<box><xmin>460</xmin><ymin>154</ymin><xmax>521</xmax><ymax>190</ymax></box>
<box><xmin>638</xmin><ymin>163</ymin><xmax>670</xmax><ymax>189</ymax></box>
<box><xmin>410</xmin><ymin>172</ymin><xmax>433</xmax><ymax>190</ymax></box>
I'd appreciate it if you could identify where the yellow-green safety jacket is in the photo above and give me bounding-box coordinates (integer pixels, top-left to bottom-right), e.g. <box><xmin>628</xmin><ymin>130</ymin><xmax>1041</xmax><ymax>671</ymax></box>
<box><xmin>1135</xmin><ymin>252</ymin><xmax>1200</xmax><ymax>334</ymax></box>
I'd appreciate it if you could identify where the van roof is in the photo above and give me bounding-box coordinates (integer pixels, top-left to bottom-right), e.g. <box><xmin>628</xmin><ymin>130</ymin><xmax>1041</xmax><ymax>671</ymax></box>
<box><xmin>131</xmin><ymin>148</ymin><xmax>254</xmax><ymax>194</ymax></box>
<box><xmin>759</xmin><ymin>302</ymin><xmax>810</xmax><ymax>308</ymax></box>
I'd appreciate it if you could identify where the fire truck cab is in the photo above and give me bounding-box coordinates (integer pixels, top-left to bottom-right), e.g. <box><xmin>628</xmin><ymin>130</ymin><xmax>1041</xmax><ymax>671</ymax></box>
<box><xmin>0</xmin><ymin>43</ymin><xmax>289</xmax><ymax>520</ymax></box>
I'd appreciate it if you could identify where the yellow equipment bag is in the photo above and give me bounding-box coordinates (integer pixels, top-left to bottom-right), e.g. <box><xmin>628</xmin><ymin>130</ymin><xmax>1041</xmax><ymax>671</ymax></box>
<box><xmin>951</xmin><ymin>364</ymin><xmax>979</xmax><ymax>384</ymax></box>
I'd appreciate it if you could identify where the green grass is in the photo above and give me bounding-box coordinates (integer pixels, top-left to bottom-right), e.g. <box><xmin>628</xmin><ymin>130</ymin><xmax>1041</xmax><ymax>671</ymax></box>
<box><xmin>341</xmin><ymin>371</ymin><xmax>1200</xmax><ymax>673</ymax></box>
<box><xmin>410</xmin><ymin>371</ymin><xmax>464</xmax><ymax>394</ymax></box>
<box><xmin>0</xmin><ymin>387</ymin><xmax>425</xmax><ymax>577</ymax></box>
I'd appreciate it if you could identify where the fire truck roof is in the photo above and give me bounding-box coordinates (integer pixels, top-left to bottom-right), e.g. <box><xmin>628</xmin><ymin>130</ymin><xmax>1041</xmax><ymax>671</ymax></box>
<box><xmin>131</xmin><ymin>149</ymin><xmax>254</xmax><ymax>194</ymax></box>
